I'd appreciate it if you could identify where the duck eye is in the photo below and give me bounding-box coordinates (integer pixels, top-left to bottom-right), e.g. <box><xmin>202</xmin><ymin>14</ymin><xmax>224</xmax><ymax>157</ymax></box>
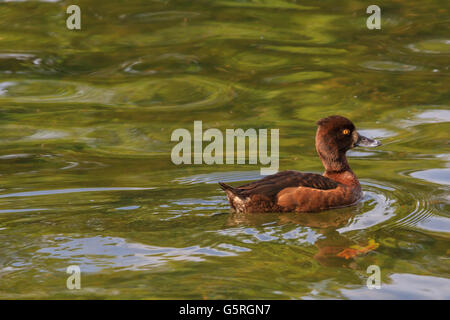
<box><xmin>342</xmin><ymin>129</ymin><xmax>350</xmax><ymax>135</ymax></box>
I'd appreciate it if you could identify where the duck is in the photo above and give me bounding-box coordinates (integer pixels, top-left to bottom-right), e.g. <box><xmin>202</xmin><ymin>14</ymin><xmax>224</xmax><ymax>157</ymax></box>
<box><xmin>219</xmin><ymin>115</ymin><xmax>381</xmax><ymax>213</ymax></box>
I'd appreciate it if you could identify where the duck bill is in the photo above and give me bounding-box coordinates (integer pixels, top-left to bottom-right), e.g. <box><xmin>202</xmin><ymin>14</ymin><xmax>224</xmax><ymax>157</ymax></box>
<box><xmin>355</xmin><ymin>133</ymin><xmax>381</xmax><ymax>147</ymax></box>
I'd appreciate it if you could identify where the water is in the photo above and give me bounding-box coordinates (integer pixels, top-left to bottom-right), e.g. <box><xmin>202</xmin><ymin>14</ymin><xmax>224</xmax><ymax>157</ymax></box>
<box><xmin>0</xmin><ymin>0</ymin><xmax>449</xmax><ymax>299</ymax></box>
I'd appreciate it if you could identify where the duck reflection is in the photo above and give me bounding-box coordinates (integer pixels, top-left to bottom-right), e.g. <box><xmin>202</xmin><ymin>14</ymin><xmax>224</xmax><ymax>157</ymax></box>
<box><xmin>227</xmin><ymin>209</ymin><xmax>377</xmax><ymax>268</ymax></box>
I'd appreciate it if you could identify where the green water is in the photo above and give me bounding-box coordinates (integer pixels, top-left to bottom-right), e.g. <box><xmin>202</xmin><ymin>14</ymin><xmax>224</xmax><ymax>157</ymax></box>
<box><xmin>0</xmin><ymin>0</ymin><xmax>449</xmax><ymax>299</ymax></box>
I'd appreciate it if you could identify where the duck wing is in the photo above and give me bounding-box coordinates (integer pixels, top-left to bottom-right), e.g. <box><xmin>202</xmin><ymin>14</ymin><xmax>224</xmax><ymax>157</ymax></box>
<box><xmin>219</xmin><ymin>170</ymin><xmax>338</xmax><ymax>199</ymax></box>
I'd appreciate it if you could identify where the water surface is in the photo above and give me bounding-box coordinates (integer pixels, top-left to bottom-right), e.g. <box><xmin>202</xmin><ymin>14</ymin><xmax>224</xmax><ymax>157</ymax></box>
<box><xmin>0</xmin><ymin>0</ymin><xmax>449</xmax><ymax>299</ymax></box>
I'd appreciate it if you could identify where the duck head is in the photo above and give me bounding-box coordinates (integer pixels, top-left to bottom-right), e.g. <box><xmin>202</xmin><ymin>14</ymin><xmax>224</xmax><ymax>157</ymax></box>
<box><xmin>315</xmin><ymin>115</ymin><xmax>381</xmax><ymax>172</ymax></box>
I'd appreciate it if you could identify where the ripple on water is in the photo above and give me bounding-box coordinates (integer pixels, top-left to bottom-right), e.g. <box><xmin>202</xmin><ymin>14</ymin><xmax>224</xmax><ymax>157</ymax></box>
<box><xmin>399</xmin><ymin>108</ymin><xmax>450</xmax><ymax>128</ymax></box>
<box><xmin>264</xmin><ymin>71</ymin><xmax>332</xmax><ymax>84</ymax></box>
<box><xmin>115</xmin><ymin>205</ymin><xmax>141</xmax><ymax>211</ymax></box>
<box><xmin>0</xmin><ymin>77</ymin><xmax>233</xmax><ymax>110</ymax></box>
<box><xmin>0</xmin><ymin>81</ymin><xmax>16</xmax><ymax>95</ymax></box>
<box><xmin>120</xmin><ymin>11</ymin><xmax>200</xmax><ymax>22</ymax></box>
<box><xmin>0</xmin><ymin>126</ymin><xmax>88</xmax><ymax>149</ymax></box>
<box><xmin>216</xmin><ymin>0</ymin><xmax>315</xmax><ymax>9</ymax></box>
<box><xmin>416</xmin><ymin>215</ymin><xmax>450</xmax><ymax>234</ymax></box>
<box><xmin>120</xmin><ymin>53</ymin><xmax>200</xmax><ymax>75</ymax></box>
<box><xmin>0</xmin><ymin>153</ymin><xmax>32</xmax><ymax>160</ymax></box>
<box><xmin>25</xmin><ymin>129</ymin><xmax>69</xmax><ymax>141</ymax></box>
<box><xmin>0</xmin><ymin>53</ymin><xmax>55</xmax><ymax>75</ymax></box>
<box><xmin>416</xmin><ymin>109</ymin><xmax>450</xmax><ymax>121</ymax></box>
<box><xmin>36</xmin><ymin>236</ymin><xmax>236</xmax><ymax>272</ymax></box>
<box><xmin>0</xmin><ymin>152</ymin><xmax>107</xmax><ymax>176</ymax></box>
<box><xmin>337</xmin><ymin>187</ymin><xmax>396</xmax><ymax>234</ymax></box>
<box><xmin>407</xmin><ymin>39</ymin><xmax>450</xmax><ymax>55</ymax></box>
<box><xmin>0</xmin><ymin>208</ymin><xmax>48</xmax><ymax>214</ymax></box>
<box><xmin>360</xmin><ymin>60</ymin><xmax>420</xmax><ymax>72</ymax></box>
<box><xmin>357</xmin><ymin>128</ymin><xmax>397</xmax><ymax>139</ymax></box>
<box><xmin>150</xmin><ymin>195</ymin><xmax>230</xmax><ymax>220</ymax></box>
<box><xmin>0</xmin><ymin>187</ymin><xmax>153</xmax><ymax>199</ymax></box>
<box><xmin>0</xmin><ymin>80</ymin><xmax>114</xmax><ymax>104</ymax></box>
<box><xmin>229</xmin><ymin>51</ymin><xmax>289</xmax><ymax>71</ymax></box>
<box><xmin>341</xmin><ymin>273</ymin><xmax>450</xmax><ymax>299</ymax></box>
<box><xmin>259</xmin><ymin>45</ymin><xmax>347</xmax><ymax>55</ymax></box>
<box><xmin>410</xmin><ymin>168</ymin><xmax>450</xmax><ymax>186</ymax></box>
<box><xmin>174</xmin><ymin>170</ymin><xmax>264</xmax><ymax>184</ymax></box>
<box><xmin>113</xmin><ymin>76</ymin><xmax>236</xmax><ymax>110</ymax></box>
<box><xmin>382</xmin><ymin>179</ymin><xmax>441</xmax><ymax>234</ymax></box>
<box><xmin>216</xmin><ymin>226</ymin><xmax>282</xmax><ymax>243</ymax></box>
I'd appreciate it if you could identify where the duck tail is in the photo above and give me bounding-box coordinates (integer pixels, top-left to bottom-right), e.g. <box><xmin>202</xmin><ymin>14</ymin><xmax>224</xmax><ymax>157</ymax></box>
<box><xmin>219</xmin><ymin>182</ymin><xmax>249</xmax><ymax>213</ymax></box>
<box><xmin>218</xmin><ymin>182</ymin><xmax>240</xmax><ymax>196</ymax></box>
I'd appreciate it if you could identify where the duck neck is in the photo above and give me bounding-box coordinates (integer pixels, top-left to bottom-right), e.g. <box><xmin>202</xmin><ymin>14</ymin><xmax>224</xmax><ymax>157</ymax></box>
<box><xmin>318</xmin><ymin>150</ymin><xmax>359</xmax><ymax>187</ymax></box>
<box><xmin>324</xmin><ymin>169</ymin><xmax>359</xmax><ymax>187</ymax></box>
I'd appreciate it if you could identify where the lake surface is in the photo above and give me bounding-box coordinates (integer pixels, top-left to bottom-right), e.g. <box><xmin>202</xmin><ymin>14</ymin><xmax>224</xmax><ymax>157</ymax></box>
<box><xmin>0</xmin><ymin>0</ymin><xmax>449</xmax><ymax>299</ymax></box>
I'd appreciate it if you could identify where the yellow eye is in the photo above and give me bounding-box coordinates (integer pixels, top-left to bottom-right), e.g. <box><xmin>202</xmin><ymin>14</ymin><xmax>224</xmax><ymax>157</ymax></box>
<box><xmin>342</xmin><ymin>129</ymin><xmax>350</xmax><ymax>135</ymax></box>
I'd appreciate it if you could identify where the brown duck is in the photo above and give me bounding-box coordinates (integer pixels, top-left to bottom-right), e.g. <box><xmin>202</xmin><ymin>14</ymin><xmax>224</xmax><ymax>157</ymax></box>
<box><xmin>219</xmin><ymin>115</ymin><xmax>381</xmax><ymax>213</ymax></box>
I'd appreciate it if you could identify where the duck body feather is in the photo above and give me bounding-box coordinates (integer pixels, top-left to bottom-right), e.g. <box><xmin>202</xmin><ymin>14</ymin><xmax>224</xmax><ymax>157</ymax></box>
<box><xmin>219</xmin><ymin>170</ymin><xmax>362</xmax><ymax>213</ymax></box>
